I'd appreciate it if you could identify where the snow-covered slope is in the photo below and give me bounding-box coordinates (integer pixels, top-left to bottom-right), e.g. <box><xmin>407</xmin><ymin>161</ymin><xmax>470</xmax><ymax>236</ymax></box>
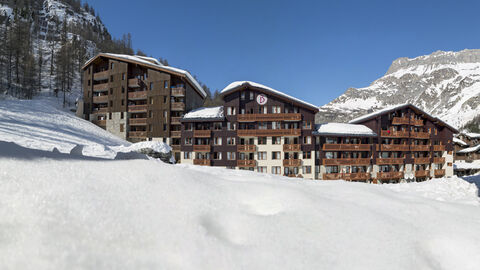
<box><xmin>318</xmin><ymin>49</ymin><xmax>480</xmax><ymax>129</ymax></box>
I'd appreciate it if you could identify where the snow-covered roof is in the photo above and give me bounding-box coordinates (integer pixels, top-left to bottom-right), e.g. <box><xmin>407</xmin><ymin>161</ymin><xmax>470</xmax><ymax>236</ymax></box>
<box><xmin>454</xmin><ymin>161</ymin><xmax>480</xmax><ymax>170</ymax></box>
<box><xmin>453</xmin><ymin>137</ymin><xmax>469</xmax><ymax>147</ymax></box>
<box><xmin>114</xmin><ymin>141</ymin><xmax>172</xmax><ymax>154</ymax></box>
<box><xmin>182</xmin><ymin>106</ymin><xmax>224</xmax><ymax>121</ymax></box>
<box><xmin>464</xmin><ymin>132</ymin><xmax>480</xmax><ymax>139</ymax></box>
<box><xmin>457</xmin><ymin>144</ymin><xmax>480</xmax><ymax>154</ymax></box>
<box><xmin>220</xmin><ymin>81</ymin><xmax>318</xmax><ymax>110</ymax></box>
<box><xmin>314</xmin><ymin>123</ymin><xmax>377</xmax><ymax>137</ymax></box>
<box><xmin>349</xmin><ymin>103</ymin><xmax>458</xmax><ymax>132</ymax></box>
<box><xmin>83</xmin><ymin>53</ymin><xmax>207</xmax><ymax>98</ymax></box>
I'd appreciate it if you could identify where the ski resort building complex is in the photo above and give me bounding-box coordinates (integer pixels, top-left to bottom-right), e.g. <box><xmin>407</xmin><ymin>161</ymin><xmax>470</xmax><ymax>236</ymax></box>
<box><xmin>80</xmin><ymin>53</ymin><xmax>207</xmax><ymax>161</ymax></box>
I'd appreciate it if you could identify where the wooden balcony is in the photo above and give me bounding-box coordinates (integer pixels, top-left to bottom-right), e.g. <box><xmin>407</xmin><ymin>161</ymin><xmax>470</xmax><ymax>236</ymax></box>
<box><xmin>392</xmin><ymin>117</ymin><xmax>410</xmax><ymax>125</ymax></box>
<box><xmin>128</xmin><ymin>78</ymin><xmax>141</xmax><ymax>88</ymax></box>
<box><xmin>92</xmin><ymin>107</ymin><xmax>108</xmax><ymax>114</ymax></box>
<box><xmin>193</xmin><ymin>159</ymin><xmax>211</xmax><ymax>166</ymax></box>
<box><xmin>171</xmin><ymin>117</ymin><xmax>182</xmax><ymax>125</ymax></box>
<box><xmin>434</xmin><ymin>169</ymin><xmax>445</xmax><ymax>177</ymax></box>
<box><xmin>193</xmin><ymin>145</ymin><xmax>211</xmax><ymax>152</ymax></box>
<box><xmin>377</xmin><ymin>171</ymin><xmax>404</xmax><ymax>180</ymax></box>
<box><xmin>129</xmin><ymin>118</ymin><xmax>147</xmax><ymax>126</ymax></box>
<box><xmin>171</xmin><ymin>145</ymin><xmax>181</xmax><ymax>152</ymax></box>
<box><xmin>171</xmin><ymin>87</ymin><xmax>186</xmax><ymax>97</ymax></box>
<box><xmin>376</xmin><ymin>144</ymin><xmax>410</xmax><ymax>151</ymax></box>
<box><xmin>92</xmin><ymin>95</ymin><xmax>108</xmax><ymax>104</ymax></box>
<box><xmin>322</xmin><ymin>158</ymin><xmax>371</xmax><ymax>166</ymax></box>
<box><xmin>433</xmin><ymin>157</ymin><xmax>445</xmax><ymax>164</ymax></box>
<box><xmin>128</xmin><ymin>105</ymin><xmax>148</xmax><ymax>113</ymax></box>
<box><xmin>93</xmin><ymin>70</ymin><xmax>109</xmax><ymax>81</ymax></box>
<box><xmin>410</xmin><ymin>145</ymin><xmax>430</xmax><ymax>151</ymax></box>
<box><xmin>415</xmin><ymin>170</ymin><xmax>430</xmax><ymax>178</ymax></box>
<box><xmin>171</xmin><ymin>102</ymin><xmax>185</xmax><ymax>111</ymax></box>
<box><xmin>283</xmin><ymin>144</ymin><xmax>301</xmax><ymax>151</ymax></box>
<box><xmin>237</xmin><ymin>113</ymin><xmax>302</xmax><ymax>122</ymax></box>
<box><xmin>433</xmin><ymin>145</ymin><xmax>446</xmax><ymax>151</ymax></box>
<box><xmin>237</xmin><ymin>129</ymin><xmax>301</xmax><ymax>137</ymax></box>
<box><xmin>376</xmin><ymin>158</ymin><xmax>405</xmax><ymax>165</ymax></box>
<box><xmin>169</xmin><ymin>131</ymin><xmax>181</xmax><ymax>138</ymax></box>
<box><xmin>237</xmin><ymin>160</ymin><xmax>256</xmax><ymax>167</ymax></box>
<box><xmin>411</xmin><ymin>118</ymin><xmax>424</xmax><ymax>126</ymax></box>
<box><xmin>128</xmin><ymin>91</ymin><xmax>147</xmax><ymax>100</ymax></box>
<box><xmin>323</xmin><ymin>173</ymin><xmax>371</xmax><ymax>181</ymax></box>
<box><xmin>414</xmin><ymin>157</ymin><xmax>431</xmax><ymax>164</ymax></box>
<box><xmin>411</xmin><ymin>131</ymin><xmax>430</xmax><ymax>139</ymax></box>
<box><xmin>381</xmin><ymin>130</ymin><xmax>410</xmax><ymax>138</ymax></box>
<box><xmin>193</xmin><ymin>130</ymin><xmax>211</xmax><ymax>138</ymax></box>
<box><xmin>128</xmin><ymin>131</ymin><xmax>147</xmax><ymax>138</ymax></box>
<box><xmin>237</xmin><ymin>145</ymin><xmax>256</xmax><ymax>152</ymax></box>
<box><xmin>93</xmin><ymin>83</ymin><xmax>108</xmax><ymax>92</ymax></box>
<box><xmin>323</xmin><ymin>144</ymin><xmax>371</xmax><ymax>151</ymax></box>
<box><xmin>92</xmin><ymin>120</ymin><xmax>106</xmax><ymax>126</ymax></box>
<box><xmin>283</xmin><ymin>159</ymin><xmax>302</xmax><ymax>167</ymax></box>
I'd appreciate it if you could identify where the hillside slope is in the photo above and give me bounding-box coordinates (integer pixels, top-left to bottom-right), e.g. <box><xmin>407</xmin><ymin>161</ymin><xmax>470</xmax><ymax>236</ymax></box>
<box><xmin>318</xmin><ymin>49</ymin><xmax>480</xmax><ymax>129</ymax></box>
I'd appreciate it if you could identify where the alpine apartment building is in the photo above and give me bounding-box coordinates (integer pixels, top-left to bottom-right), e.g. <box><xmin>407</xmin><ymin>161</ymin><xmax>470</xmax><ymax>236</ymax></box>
<box><xmin>180</xmin><ymin>81</ymin><xmax>458</xmax><ymax>183</ymax></box>
<box><xmin>81</xmin><ymin>53</ymin><xmax>207</xmax><ymax>160</ymax></box>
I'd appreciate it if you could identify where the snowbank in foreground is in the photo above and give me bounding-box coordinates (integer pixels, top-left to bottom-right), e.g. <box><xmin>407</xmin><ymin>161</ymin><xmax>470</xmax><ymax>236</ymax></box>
<box><xmin>1</xmin><ymin>154</ymin><xmax>479</xmax><ymax>270</ymax></box>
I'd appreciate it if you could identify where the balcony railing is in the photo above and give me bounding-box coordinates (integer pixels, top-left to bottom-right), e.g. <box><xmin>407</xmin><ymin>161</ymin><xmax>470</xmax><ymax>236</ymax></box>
<box><xmin>381</xmin><ymin>130</ymin><xmax>410</xmax><ymax>138</ymax></box>
<box><xmin>376</xmin><ymin>158</ymin><xmax>405</xmax><ymax>165</ymax></box>
<box><xmin>415</xmin><ymin>170</ymin><xmax>430</xmax><ymax>178</ymax></box>
<box><xmin>171</xmin><ymin>117</ymin><xmax>182</xmax><ymax>125</ymax></box>
<box><xmin>171</xmin><ymin>145</ymin><xmax>181</xmax><ymax>151</ymax></box>
<box><xmin>433</xmin><ymin>157</ymin><xmax>445</xmax><ymax>164</ymax></box>
<box><xmin>93</xmin><ymin>70</ymin><xmax>109</xmax><ymax>81</ymax></box>
<box><xmin>283</xmin><ymin>144</ymin><xmax>301</xmax><ymax>151</ymax></box>
<box><xmin>92</xmin><ymin>107</ymin><xmax>108</xmax><ymax>114</ymax></box>
<box><xmin>129</xmin><ymin>118</ymin><xmax>147</xmax><ymax>125</ymax></box>
<box><xmin>128</xmin><ymin>91</ymin><xmax>147</xmax><ymax>100</ymax></box>
<box><xmin>171</xmin><ymin>102</ymin><xmax>185</xmax><ymax>111</ymax></box>
<box><xmin>283</xmin><ymin>159</ymin><xmax>302</xmax><ymax>167</ymax></box>
<box><xmin>411</xmin><ymin>131</ymin><xmax>430</xmax><ymax>139</ymax></box>
<box><xmin>171</xmin><ymin>87</ymin><xmax>186</xmax><ymax>97</ymax></box>
<box><xmin>323</xmin><ymin>144</ymin><xmax>371</xmax><ymax>151</ymax></box>
<box><xmin>392</xmin><ymin>117</ymin><xmax>410</xmax><ymax>125</ymax></box>
<box><xmin>171</xmin><ymin>131</ymin><xmax>181</xmax><ymax>138</ymax></box>
<box><xmin>237</xmin><ymin>129</ymin><xmax>302</xmax><ymax>137</ymax></box>
<box><xmin>237</xmin><ymin>145</ymin><xmax>256</xmax><ymax>152</ymax></box>
<box><xmin>128</xmin><ymin>105</ymin><xmax>148</xmax><ymax>113</ymax></box>
<box><xmin>92</xmin><ymin>120</ymin><xmax>106</xmax><ymax>126</ymax></box>
<box><xmin>414</xmin><ymin>157</ymin><xmax>431</xmax><ymax>164</ymax></box>
<box><xmin>193</xmin><ymin>130</ymin><xmax>211</xmax><ymax>138</ymax></box>
<box><xmin>377</xmin><ymin>171</ymin><xmax>404</xmax><ymax>180</ymax></box>
<box><xmin>237</xmin><ymin>160</ymin><xmax>256</xmax><ymax>167</ymax></box>
<box><xmin>323</xmin><ymin>173</ymin><xmax>371</xmax><ymax>181</ymax></box>
<box><xmin>128</xmin><ymin>78</ymin><xmax>141</xmax><ymax>88</ymax></box>
<box><xmin>433</xmin><ymin>145</ymin><xmax>446</xmax><ymax>151</ymax></box>
<box><xmin>322</xmin><ymin>158</ymin><xmax>371</xmax><ymax>166</ymax></box>
<box><xmin>434</xmin><ymin>169</ymin><xmax>446</xmax><ymax>177</ymax></box>
<box><xmin>237</xmin><ymin>113</ymin><xmax>302</xmax><ymax>122</ymax></box>
<box><xmin>93</xmin><ymin>83</ymin><xmax>108</xmax><ymax>92</ymax></box>
<box><xmin>128</xmin><ymin>131</ymin><xmax>147</xmax><ymax>138</ymax></box>
<box><xmin>93</xmin><ymin>95</ymin><xmax>108</xmax><ymax>103</ymax></box>
<box><xmin>376</xmin><ymin>144</ymin><xmax>410</xmax><ymax>151</ymax></box>
<box><xmin>411</xmin><ymin>118</ymin><xmax>424</xmax><ymax>126</ymax></box>
<box><xmin>410</xmin><ymin>145</ymin><xmax>430</xmax><ymax>151</ymax></box>
<box><xmin>193</xmin><ymin>159</ymin><xmax>211</xmax><ymax>166</ymax></box>
<box><xmin>193</xmin><ymin>145</ymin><xmax>211</xmax><ymax>152</ymax></box>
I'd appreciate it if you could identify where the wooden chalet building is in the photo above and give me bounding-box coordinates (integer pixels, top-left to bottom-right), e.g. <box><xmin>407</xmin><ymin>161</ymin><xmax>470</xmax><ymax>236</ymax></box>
<box><xmin>81</xmin><ymin>53</ymin><xmax>207</xmax><ymax>160</ymax></box>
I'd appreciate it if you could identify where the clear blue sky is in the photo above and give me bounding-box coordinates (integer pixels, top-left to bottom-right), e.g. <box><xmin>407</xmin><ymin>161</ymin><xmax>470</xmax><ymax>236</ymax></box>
<box><xmin>88</xmin><ymin>0</ymin><xmax>480</xmax><ymax>106</ymax></box>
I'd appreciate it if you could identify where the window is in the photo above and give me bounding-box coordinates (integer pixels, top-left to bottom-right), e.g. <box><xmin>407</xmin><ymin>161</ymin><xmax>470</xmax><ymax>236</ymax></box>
<box><xmin>109</xmin><ymin>113</ymin><xmax>112</xmax><ymax>120</ymax></box>
<box><xmin>121</xmin><ymin>100</ymin><xmax>125</xmax><ymax>106</ymax></box>
<box><xmin>120</xmin><ymin>124</ymin><xmax>124</xmax><ymax>132</ymax></box>
<box><xmin>164</xmin><ymin>110</ymin><xmax>168</xmax><ymax>119</ymax></box>
<box><xmin>250</xmin><ymin>92</ymin><xmax>254</xmax><ymax>100</ymax></box>
<box><xmin>303</xmin><ymin>151</ymin><xmax>311</xmax><ymax>159</ymax></box>
<box><xmin>227</xmin><ymin>122</ymin><xmax>236</xmax><ymax>130</ymax></box>
<box><xmin>272</xmin><ymin>137</ymin><xmax>281</xmax><ymax>145</ymax></box>
<box><xmin>120</xmin><ymin>112</ymin><xmax>124</xmax><ymax>119</ymax></box>
<box><xmin>258</xmin><ymin>122</ymin><xmax>267</xmax><ymax>130</ymax></box>
<box><xmin>87</xmin><ymin>80</ymin><xmax>90</xmax><ymax>86</ymax></box>
<box><xmin>303</xmin><ymin>136</ymin><xmax>312</xmax><ymax>144</ymax></box>
<box><xmin>258</xmin><ymin>152</ymin><xmax>267</xmax><ymax>160</ymax></box>
<box><xmin>272</xmin><ymin>151</ymin><xmax>281</xmax><ymax>160</ymax></box>
<box><xmin>227</xmin><ymin>152</ymin><xmax>236</xmax><ymax>160</ymax></box>
<box><xmin>149</xmin><ymin>125</ymin><xmax>153</xmax><ymax>132</ymax></box>
<box><xmin>214</xmin><ymin>123</ymin><xmax>222</xmax><ymax>130</ymax></box>
<box><xmin>110</xmin><ymin>88</ymin><xmax>113</xmax><ymax>95</ymax></box>
<box><xmin>184</xmin><ymin>152</ymin><xmax>192</xmax><ymax>159</ymax></box>
<box><xmin>122</xmin><ymin>73</ymin><xmax>125</xmax><ymax>80</ymax></box>
<box><xmin>258</xmin><ymin>166</ymin><xmax>267</xmax><ymax>173</ymax></box>
<box><xmin>163</xmin><ymin>124</ymin><xmax>167</xmax><ymax>131</ymax></box>
<box><xmin>111</xmin><ymin>62</ymin><xmax>114</xmax><ymax>70</ymax></box>
<box><xmin>164</xmin><ymin>81</ymin><xmax>169</xmax><ymax>88</ymax></box>
<box><xmin>213</xmin><ymin>152</ymin><xmax>222</xmax><ymax>160</ymax></box>
<box><xmin>214</xmin><ymin>137</ymin><xmax>223</xmax><ymax>145</ymax></box>
<box><xmin>227</xmin><ymin>107</ymin><xmax>236</xmax><ymax>115</ymax></box>
<box><xmin>272</xmin><ymin>122</ymin><xmax>281</xmax><ymax>130</ymax></box>
<box><xmin>227</xmin><ymin>137</ymin><xmax>236</xmax><ymax>145</ymax></box>
<box><xmin>150</xmin><ymin>98</ymin><xmax>154</xmax><ymax>104</ymax></box>
<box><xmin>326</xmin><ymin>166</ymin><xmax>338</xmax><ymax>173</ymax></box>
<box><xmin>109</xmin><ymin>101</ymin><xmax>113</xmax><ymax>107</ymax></box>
<box><xmin>272</xmin><ymin>106</ymin><xmax>281</xmax><ymax>113</ymax></box>
<box><xmin>185</xmin><ymin>123</ymin><xmax>193</xmax><ymax>131</ymax></box>
<box><xmin>258</xmin><ymin>137</ymin><xmax>267</xmax><ymax>145</ymax></box>
<box><xmin>150</xmin><ymin>82</ymin><xmax>154</xmax><ymax>91</ymax></box>
<box><xmin>185</xmin><ymin>138</ymin><xmax>192</xmax><ymax>145</ymax></box>
<box><xmin>110</xmin><ymin>75</ymin><xmax>114</xmax><ymax>82</ymax></box>
<box><xmin>303</xmin><ymin>121</ymin><xmax>312</xmax><ymax>129</ymax></box>
<box><xmin>271</xmin><ymin>166</ymin><xmax>281</xmax><ymax>175</ymax></box>
<box><xmin>241</xmin><ymin>92</ymin><xmax>245</xmax><ymax>100</ymax></box>
<box><xmin>149</xmin><ymin>111</ymin><xmax>153</xmax><ymax>118</ymax></box>
<box><xmin>121</xmin><ymin>87</ymin><xmax>125</xmax><ymax>93</ymax></box>
<box><xmin>302</xmin><ymin>166</ymin><xmax>312</xmax><ymax>174</ymax></box>
<box><xmin>163</xmin><ymin>96</ymin><xmax>167</xmax><ymax>103</ymax></box>
<box><xmin>258</xmin><ymin>106</ymin><xmax>267</xmax><ymax>114</ymax></box>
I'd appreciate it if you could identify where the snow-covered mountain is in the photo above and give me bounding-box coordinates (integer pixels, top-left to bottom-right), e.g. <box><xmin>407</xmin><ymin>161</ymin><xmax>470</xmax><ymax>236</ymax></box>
<box><xmin>317</xmin><ymin>49</ymin><xmax>480</xmax><ymax>129</ymax></box>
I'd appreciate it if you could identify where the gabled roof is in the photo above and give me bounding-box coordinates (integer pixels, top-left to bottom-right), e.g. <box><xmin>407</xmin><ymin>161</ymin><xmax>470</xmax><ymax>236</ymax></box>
<box><xmin>349</xmin><ymin>103</ymin><xmax>459</xmax><ymax>133</ymax></box>
<box><xmin>181</xmin><ymin>106</ymin><xmax>224</xmax><ymax>122</ymax></box>
<box><xmin>453</xmin><ymin>137</ymin><xmax>469</xmax><ymax>147</ymax></box>
<box><xmin>314</xmin><ymin>123</ymin><xmax>377</xmax><ymax>137</ymax></box>
<box><xmin>220</xmin><ymin>81</ymin><xmax>319</xmax><ymax>111</ymax></box>
<box><xmin>457</xmin><ymin>144</ymin><xmax>480</xmax><ymax>154</ymax></box>
<box><xmin>83</xmin><ymin>53</ymin><xmax>207</xmax><ymax>98</ymax></box>
<box><xmin>464</xmin><ymin>132</ymin><xmax>480</xmax><ymax>139</ymax></box>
